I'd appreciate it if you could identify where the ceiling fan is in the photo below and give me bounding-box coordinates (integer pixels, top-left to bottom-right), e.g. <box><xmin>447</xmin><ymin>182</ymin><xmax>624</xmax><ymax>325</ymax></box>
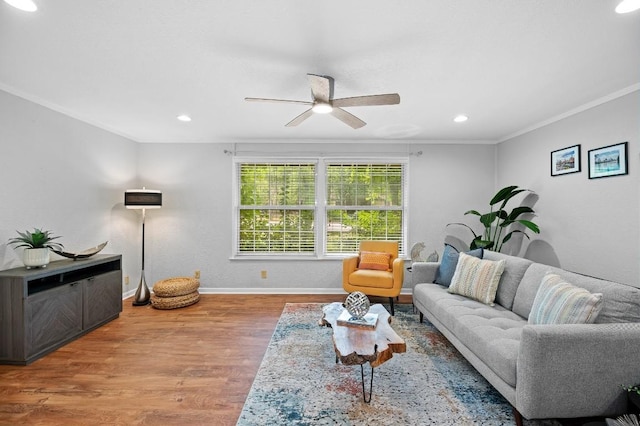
<box><xmin>245</xmin><ymin>73</ymin><xmax>400</xmax><ymax>129</ymax></box>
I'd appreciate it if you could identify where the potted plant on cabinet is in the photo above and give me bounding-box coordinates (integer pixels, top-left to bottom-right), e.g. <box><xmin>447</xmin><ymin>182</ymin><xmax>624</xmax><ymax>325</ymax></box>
<box><xmin>624</xmin><ymin>384</ymin><xmax>640</xmax><ymax>414</ymax></box>
<box><xmin>8</xmin><ymin>228</ymin><xmax>64</xmax><ymax>269</ymax></box>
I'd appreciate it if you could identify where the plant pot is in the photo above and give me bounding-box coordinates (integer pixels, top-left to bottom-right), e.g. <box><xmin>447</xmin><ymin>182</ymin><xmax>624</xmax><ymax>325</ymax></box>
<box><xmin>23</xmin><ymin>248</ymin><xmax>50</xmax><ymax>269</ymax></box>
<box><xmin>629</xmin><ymin>391</ymin><xmax>640</xmax><ymax>413</ymax></box>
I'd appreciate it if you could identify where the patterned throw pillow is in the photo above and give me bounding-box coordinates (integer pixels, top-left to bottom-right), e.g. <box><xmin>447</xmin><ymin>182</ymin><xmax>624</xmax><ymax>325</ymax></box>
<box><xmin>434</xmin><ymin>244</ymin><xmax>484</xmax><ymax>287</ymax></box>
<box><xmin>448</xmin><ymin>252</ymin><xmax>506</xmax><ymax>305</ymax></box>
<box><xmin>359</xmin><ymin>251</ymin><xmax>391</xmax><ymax>271</ymax></box>
<box><xmin>528</xmin><ymin>273</ymin><xmax>603</xmax><ymax>325</ymax></box>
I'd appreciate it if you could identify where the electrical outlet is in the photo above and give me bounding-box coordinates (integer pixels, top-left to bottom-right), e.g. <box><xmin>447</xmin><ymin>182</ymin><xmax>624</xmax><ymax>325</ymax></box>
<box><xmin>261</xmin><ymin>270</ymin><xmax>267</xmax><ymax>279</ymax></box>
<box><xmin>194</xmin><ymin>270</ymin><xmax>201</xmax><ymax>279</ymax></box>
<box><xmin>124</xmin><ymin>276</ymin><xmax>129</xmax><ymax>285</ymax></box>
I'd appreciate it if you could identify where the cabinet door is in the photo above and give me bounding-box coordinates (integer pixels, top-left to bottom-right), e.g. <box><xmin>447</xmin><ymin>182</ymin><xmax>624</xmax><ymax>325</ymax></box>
<box><xmin>83</xmin><ymin>270</ymin><xmax>122</xmax><ymax>330</ymax></box>
<box><xmin>26</xmin><ymin>282</ymin><xmax>83</xmax><ymax>357</ymax></box>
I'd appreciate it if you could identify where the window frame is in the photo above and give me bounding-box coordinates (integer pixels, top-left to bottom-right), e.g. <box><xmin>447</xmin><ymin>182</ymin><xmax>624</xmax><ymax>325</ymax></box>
<box><xmin>232</xmin><ymin>156</ymin><xmax>408</xmax><ymax>259</ymax></box>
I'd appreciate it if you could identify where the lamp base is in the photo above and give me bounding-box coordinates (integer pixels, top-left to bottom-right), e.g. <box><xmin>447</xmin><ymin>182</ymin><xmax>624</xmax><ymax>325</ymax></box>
<box><xmin>132</xmin><ymin>271</ymin><xmax>151</xmax><ymax>306</ymax></box>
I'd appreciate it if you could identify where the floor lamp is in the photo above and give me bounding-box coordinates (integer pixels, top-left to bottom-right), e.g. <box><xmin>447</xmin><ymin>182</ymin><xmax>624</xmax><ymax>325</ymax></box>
<box><xmin>125</xmin><ymin>188</ymin><xmax>162</xmax><ymax>306</ymax></box>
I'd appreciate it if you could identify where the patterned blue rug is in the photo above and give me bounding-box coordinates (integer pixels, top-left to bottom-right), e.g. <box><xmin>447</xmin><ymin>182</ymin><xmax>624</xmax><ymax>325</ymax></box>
<box><xmin>237</xmin><ymin>303</ymin><xmax>560</xmax><ymax>426</ymax></box>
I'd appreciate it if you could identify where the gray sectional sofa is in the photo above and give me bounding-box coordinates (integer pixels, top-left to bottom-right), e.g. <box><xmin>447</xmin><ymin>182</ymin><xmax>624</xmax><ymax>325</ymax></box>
<box><xmin>412</xmin><ymin>250</ymin><xmax>640</xmax><ymax>424</ymax></box>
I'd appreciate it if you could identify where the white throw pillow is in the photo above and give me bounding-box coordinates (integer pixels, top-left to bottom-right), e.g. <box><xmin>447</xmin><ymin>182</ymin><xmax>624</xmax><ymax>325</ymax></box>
<box><xmin>448</xmin><ymin>252</ymin><xmax>506</xmax><ymax>306</ymax></box>
<box><xmin>528</xmin><ymin>273</ymin><xmax>603</xmax><ymax>325</ymax></box>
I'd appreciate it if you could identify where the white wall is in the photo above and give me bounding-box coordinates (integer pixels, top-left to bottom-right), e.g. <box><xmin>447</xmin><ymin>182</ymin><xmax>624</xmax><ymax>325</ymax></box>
<box><xmin>497</xmin><ymin>91</ymin><xmax>639</xmax><ymax>286</ymax></box>
<box><xmin>136</xmin><ymin>142</ymin><xmax>496</xmax><ymax>292</ymax></box>
<box><xmin>7</xmin><ymin>85</ymin><xmax>635</xmax><ymax>292</ymax></box>
<box><xmin>0</xmin><ymin>90</ymin><xmax>140</xmax><ymax>290</ymax></box>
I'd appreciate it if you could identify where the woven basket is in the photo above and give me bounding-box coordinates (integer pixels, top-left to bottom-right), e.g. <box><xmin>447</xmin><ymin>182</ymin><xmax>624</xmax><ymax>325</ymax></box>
<box><xmin>153</xmin><ymin>277</ymin><xmax>200</xmax><ymax>297</ymax></box>
<box><xmin>151</xmin><ymin>291</ymin><xmax>200</xmax><ymax>310</ymax></box>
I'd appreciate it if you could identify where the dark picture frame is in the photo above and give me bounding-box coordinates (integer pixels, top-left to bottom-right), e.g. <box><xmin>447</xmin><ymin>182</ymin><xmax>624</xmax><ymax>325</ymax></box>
<box><xmin>551</xmin><ymin>144</ymin><xmax>581</xmax><ymax>176</ymax></box>
<box><xmin>588</xmin><ymin>142</ymin><xmax>628</xmax><ymax>179</ymax></box>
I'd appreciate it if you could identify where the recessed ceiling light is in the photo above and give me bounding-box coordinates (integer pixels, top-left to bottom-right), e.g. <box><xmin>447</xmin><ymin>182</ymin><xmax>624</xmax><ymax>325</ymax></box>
<box><xmin>312</xmin><ymin>103</ymin><xmax>333</xmax><ymax>114</ymax></box>
<box><xmin>3</xmin><ymin>0</ymin><xmax>37</xmax><ymax>12</ymax></box>
<box><xmin>176</xmin><ymin>114</ymin><xmax>192</xmax><ymax>122</ymax></box>
<box><xmin>453</xmin><ymin>114</ymin><xmax>468</xmax><ymax>123</ymax></box>
<box><xmin>616</xmin><ymin>0</ymin><xmax>640</xmax><ymax>13</ymax></box>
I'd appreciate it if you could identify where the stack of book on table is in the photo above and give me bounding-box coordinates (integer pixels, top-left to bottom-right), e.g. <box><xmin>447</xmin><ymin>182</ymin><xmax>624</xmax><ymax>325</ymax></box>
<box><xmin>337</xmin><ymin>309</ymin><xmax>378</xmax><ymax>329</ymax></box>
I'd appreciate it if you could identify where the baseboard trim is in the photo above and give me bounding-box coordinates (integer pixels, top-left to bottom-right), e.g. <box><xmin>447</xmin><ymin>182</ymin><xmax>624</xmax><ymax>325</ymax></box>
<box><xmin>198</xmin><ymin>288</ymin><xmax>412</xmax><ymax>295</ymax></box>
<box><xmin>199</xmin><ymin>288</ymin><xmax>344</xmax><ymax>295</ymax></box>
<box><xmin>122</xmin><ymin>289</ymin><xmax>135</xmax><ymax>300</ymax></box>
<box><xmin>122</xmin><ymin>287</ymin><xmax>412</xmax><ymax>298</ymax></box>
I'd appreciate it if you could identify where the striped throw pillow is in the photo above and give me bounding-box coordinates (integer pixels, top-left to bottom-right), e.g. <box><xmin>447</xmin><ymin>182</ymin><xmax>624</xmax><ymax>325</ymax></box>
<box><xmin>448</xmin><ymin>252</ymin><xmax>506</xmax><ymax>305</ymax></box>
<box><xmin>359</xmin><ymin>251</ymin><xmax>391</xmax><ymax>271</ymax></box>
<box><xmin>528</xmin><ymin>273</ymin><xmax>603</xmax><ymax>325</ymax></box>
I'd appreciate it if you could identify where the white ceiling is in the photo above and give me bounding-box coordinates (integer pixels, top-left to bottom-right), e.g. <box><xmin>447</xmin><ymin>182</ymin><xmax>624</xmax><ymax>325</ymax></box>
<box><xmin>1</xmin><ymin>0</ymin><xmax>638</xmax><ymax>144</ymax></box>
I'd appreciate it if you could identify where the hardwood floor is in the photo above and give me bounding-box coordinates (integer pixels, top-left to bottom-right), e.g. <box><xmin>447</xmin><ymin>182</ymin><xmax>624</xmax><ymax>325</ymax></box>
<box><xmin>0</xmin><ymin>294</ymin><xmax>412</xmax><ymax>425</ymax></box>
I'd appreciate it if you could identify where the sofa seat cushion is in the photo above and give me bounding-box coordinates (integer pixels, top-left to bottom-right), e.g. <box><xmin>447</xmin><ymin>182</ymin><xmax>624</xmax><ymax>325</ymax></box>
<box><xmin>454</xmin><ymin>307</ymin><xmax>525</xmax><ymax>387</ymax></box>
<box><xmin>348</xmin><ymin>269</ymin><xmax>393</xmax><ymax>289</ymax></box>
<box><xmin>414</xmin><ymin>283</ymin><xmax>525</xmax><ymax>387</ymax></box>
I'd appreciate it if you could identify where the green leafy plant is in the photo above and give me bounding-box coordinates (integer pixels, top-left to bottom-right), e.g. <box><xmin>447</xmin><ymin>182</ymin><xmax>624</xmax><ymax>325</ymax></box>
<box><xmin>624</xmin><ymin>384</ymin><xmax>640</xmax><ymax>396</ymax></box>
<box><xmin>8</xmin><ymin>228</ymin><xmax>64</xmax><ymax>251</ymax></box>
<box><xmin>447</xmin><ymin>185</ymin><xmax>540</xmax><ymax>252</ymax></box>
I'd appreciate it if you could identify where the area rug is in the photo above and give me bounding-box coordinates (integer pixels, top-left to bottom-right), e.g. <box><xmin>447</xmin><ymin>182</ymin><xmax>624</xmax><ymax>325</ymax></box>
<box><xmin>237</xmin><ymin>303</ymin><xmax>560</xmax><ymax>426</ymax></box>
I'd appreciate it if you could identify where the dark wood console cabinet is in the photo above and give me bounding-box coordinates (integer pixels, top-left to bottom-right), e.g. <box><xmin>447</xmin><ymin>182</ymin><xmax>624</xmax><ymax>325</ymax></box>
<box><xmin>0</xmin><ymin>254</ymin><xmax>122</xmax><ymax>365</ymax></box>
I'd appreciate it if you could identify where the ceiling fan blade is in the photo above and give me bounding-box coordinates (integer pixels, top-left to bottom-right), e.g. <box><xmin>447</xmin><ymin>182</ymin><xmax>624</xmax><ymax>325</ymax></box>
<box><xmin>245</xmin><ymin>97</ymin><xmax>313</xmax><ymax>106</ymax></box>
<box><xmin>307</xmin><ymin>74</ymin><xmax>334</xmax><ymax>103</ymax></box>
<box><xmin>285</xmin><ymin>108</ymin><xmax>314</xmax><ymax>127</ymax></box>
<box><xmin>331</xmin><ymin>107</ymin><xmax>366</xmax><ymax>129</ymax></box>
<box><xmin>332</xmin><ymin>93</ymin><xmax>400</xmax><ymax>108</ymax></box>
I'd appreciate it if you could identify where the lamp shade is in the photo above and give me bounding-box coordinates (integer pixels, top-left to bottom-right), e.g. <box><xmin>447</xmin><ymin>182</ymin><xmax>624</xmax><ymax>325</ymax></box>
<box><xmin>125</xmin><ymin>189</ymin><xmax>162</xmax><ymax>209</ymax></box>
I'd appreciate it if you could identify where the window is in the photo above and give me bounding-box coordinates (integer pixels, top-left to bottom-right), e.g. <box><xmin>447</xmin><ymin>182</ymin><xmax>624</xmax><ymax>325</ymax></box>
<box><xmin>325</xmin><ymin>163</ymin><xmax>404</xmax><ymax>254</ymax></box>
<box><xmin>237</xmin><ymin>163</ymin><xmax>316</xmax><ymax>254</ymax></box>
<box><xmin>234</xmin><ymin>159</ymin><xmax>407</xmax><ymax>257</ymax></box>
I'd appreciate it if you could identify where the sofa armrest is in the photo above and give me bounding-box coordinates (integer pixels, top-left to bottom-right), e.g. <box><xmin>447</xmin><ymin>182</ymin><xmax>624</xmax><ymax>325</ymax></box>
<box><xmin>411</xmin><ymin>262</ymin><xmax>439</xmax><ymax>285</ymax></box>
<box><xmin>516</xmin><ymin>323</ymin><xmax>640</xmax><ymax>419</ymax></box>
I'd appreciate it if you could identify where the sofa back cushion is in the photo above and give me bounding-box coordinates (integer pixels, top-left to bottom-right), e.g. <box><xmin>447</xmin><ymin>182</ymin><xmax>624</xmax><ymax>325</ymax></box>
<box><xmin>513</xmin><ymin>263</ymin><xmax>640</xmax><ymax>323</ymax></box>
<box><xmin>483</xmin><ymin>251</ymin><xmax>533</xmax><ymax>310</ymax></box>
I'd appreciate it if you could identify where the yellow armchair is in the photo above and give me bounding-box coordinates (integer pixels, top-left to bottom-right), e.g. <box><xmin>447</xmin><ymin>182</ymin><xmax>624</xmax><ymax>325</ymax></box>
<box><xmin>342</xmin><ymin>240</ymin><xmax>404</xmax><ymax>315</ymax></box>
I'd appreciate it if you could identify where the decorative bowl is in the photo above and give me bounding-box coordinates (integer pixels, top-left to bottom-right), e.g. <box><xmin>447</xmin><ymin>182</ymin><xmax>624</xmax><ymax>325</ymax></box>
<box><xmin>53</xmin><ymin>241</ymin><xmax>108</xmax><ymax>260</ymax></box>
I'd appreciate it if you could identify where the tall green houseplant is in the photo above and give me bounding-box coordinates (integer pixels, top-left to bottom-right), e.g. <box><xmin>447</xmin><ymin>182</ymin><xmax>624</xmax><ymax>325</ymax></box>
<box><xmin>448</xmin><ymin>185</ymin><xmax>540</xmax><ymax>252</ymax></box>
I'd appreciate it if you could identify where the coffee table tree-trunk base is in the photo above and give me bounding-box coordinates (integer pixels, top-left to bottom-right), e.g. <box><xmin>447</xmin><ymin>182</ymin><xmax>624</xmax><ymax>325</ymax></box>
<box><xmin>320</xmin><ymin>302</ymin><xmax>406</xmax><ymax>402</ymax></box>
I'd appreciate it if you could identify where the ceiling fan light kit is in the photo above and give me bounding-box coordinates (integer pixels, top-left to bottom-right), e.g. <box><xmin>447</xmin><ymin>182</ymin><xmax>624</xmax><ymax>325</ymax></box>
<box><xmin>312</xmin><ymin>103</ymin><xmax>333</xmax><ymax>114</ymax></box>
<box><xmin>3</xmin><ymin>0</ymin><xmax>37</xmax><ymax>12</ymax></box>
<box><xmin>245</xmin><ymin>73</ymin><xmax>400</xmax><ymax>129</ymax></box>
<box><xmin>616</xmin><ymin>0</ymin><xmax>640</xmax><ymax>13</ymax></box>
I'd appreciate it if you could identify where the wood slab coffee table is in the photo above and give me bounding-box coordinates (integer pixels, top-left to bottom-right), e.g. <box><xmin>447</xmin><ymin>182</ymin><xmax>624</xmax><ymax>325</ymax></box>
<box><xmin>320</xmin><ymin>302</ymin><xmax>406</xmax><ymax>402</ymax></box>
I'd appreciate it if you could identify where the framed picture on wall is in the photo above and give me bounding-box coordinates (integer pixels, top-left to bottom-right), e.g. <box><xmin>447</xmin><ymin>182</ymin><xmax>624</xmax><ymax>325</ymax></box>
<box><xmin>588</xmin><ymin>142</ymin><xmax>628</xmax><ymax>179</ymax></box>
<box><xmin>550</xmin><ymin>144</ymin><xmax>581</xmax><ymax>176</ymax></box>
